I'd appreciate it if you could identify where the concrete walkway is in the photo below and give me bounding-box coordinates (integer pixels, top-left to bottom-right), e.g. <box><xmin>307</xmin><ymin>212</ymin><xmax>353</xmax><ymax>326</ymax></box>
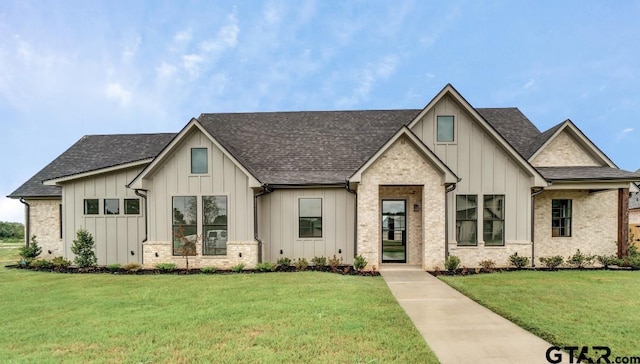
<box><xmin>380</xmin><ymin>266</ymin><xmax>565</xmax><ymax>364</ymax></box>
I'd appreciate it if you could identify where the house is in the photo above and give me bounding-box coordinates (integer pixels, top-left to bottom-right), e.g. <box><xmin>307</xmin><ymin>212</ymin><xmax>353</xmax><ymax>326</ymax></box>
<box><xmin>630</xmin><ymin>183</ymin><xmax>640</xmax><ymax>248</ymax></box>
<box><xmin>9</xmin><ymin>84</ymin><xmax>640</xmax><ymax>270</ymax></box>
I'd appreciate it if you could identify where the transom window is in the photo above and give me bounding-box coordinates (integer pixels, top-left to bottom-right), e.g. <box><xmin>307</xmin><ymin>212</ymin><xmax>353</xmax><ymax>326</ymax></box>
<box><xmin>104</xmin><ymin>199</ymin><xmax>120</xmax><ymax>215</ymax></box>
<box><xmin>84</xmin><ymin>199</ymin><xmax>99</xmax><ymax>215</ymax></box>
<box><xmin>437</xmin><ymin>115</ymin><xmax>455</xmax><ymax>143</ymax></box>
<box><xmin>456</xmin><ymin>195</ymin><xmax>477</xmax><ymax>246</ymax></box>
<box><xmin>172</xmin><ymin>196</ymin><xmax>197</xmax><ymax>255</ymax></box>
<box><xmin>299</xmin><ymin>198</ymin><xmax>322</xmax><ymax>238</ymax></box>
<box><xmin>191</xmin><ymin>148</ymin><xmax>208</xmax><ymax>174</ymax></box>
<box><xmin>124</xmin><ymin>199</ymin><xmax>140</xmax><ymax>215</ymax></box>
<box><xmin>203</xmin><ymin>196</ymin><xmax>228</xmax><ymax>256</ymax></box>
<box><xmin>483</xmin><ymin>195</ymin><xmax>505</xmax><ymax>246</ymax></box>
<box><xmin>552</xmin><ymin>199</ymin><xmax>572</xmax><ymax>237</ymax></box>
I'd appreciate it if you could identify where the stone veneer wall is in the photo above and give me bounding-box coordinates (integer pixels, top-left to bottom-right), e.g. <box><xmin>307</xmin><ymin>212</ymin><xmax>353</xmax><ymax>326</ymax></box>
<box><xmin>534</xmin><ymin>190</ymin><xmax>618</xmax><ymax>260</ymax></box>
<box><xmin>630</xmin><ymin>210</ymin><xmax>640</xmax><ymax>225</ymax></box>
<box><xmin>531</xmin><ymin>131</ymin><xmax>600</xmax><ymax>167</ymax></box>
<box><xmin>143</xmin><ymin>240</ymin><xmax>259</xmax><ymax>269</ymax></box>
<box><xmin>26</xmin><ymin>199</ymin><xmax>63</xmax><ymax>259</ymax></box>
<box><xmin>358</xmin><ymin>136</ymin><xmax>445</xmax><ymax>270</ymax></box>
<box><xmin>378</xmin><ymin>186</ymin><xmax>423</xmax><ymax>266</ymax></box>
<box><xmin>449</xmin><ymin>242</ymin><xmax>532</xmax><ymax>268</ymax></box>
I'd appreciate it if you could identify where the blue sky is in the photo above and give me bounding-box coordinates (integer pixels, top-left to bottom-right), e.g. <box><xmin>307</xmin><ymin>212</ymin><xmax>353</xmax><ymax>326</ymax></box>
<box><xmin>1</xmin><ymin>0</ymin><xmax>639</xmax><ymax>223</ymax></box>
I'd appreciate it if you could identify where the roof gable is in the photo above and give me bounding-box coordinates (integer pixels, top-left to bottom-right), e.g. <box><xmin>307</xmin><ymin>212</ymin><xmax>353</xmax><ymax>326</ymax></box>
<box><xmin>476</xmin><ymin>107</ymin><xmax>541</xmax><ymax>157</ymax></box>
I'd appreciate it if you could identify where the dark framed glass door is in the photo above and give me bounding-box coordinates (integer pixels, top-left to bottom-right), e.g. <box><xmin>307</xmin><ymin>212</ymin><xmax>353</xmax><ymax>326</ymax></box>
<box><xmin>382</xmin><ymin>200</ymin><xmax>406</xmax><ymax>263</ymax></box>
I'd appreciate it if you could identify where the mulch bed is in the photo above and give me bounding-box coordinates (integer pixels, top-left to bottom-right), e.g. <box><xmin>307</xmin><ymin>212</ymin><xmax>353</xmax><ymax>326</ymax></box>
<box><xmin>429</xmin><ymin>265</ymin><xmax>634</xmax><ymax>276</ymax></box>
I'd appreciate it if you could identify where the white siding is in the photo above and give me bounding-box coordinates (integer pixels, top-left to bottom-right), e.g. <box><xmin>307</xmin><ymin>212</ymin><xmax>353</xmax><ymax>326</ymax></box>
<box><xmin>258</xmin><ymin>188</ymin><xmax>355</xmax><ymax>264</ymax></box>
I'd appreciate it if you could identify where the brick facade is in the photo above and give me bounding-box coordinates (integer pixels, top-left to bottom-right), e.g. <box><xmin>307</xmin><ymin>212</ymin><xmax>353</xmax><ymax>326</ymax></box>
<box><xmin>357</xmin><ymin>136</ymin><xmax>446</xmax><ymax>270</ymax></box>
<box><xmin>26</xmin><ymin>199</ymin><xmax>63</xmax><ymax>259</ymax></box>
<box><xmin>143</xmin><ymin>240</ymin><xmax>259</xmax><ymax>269</ymax></box>
<box><xmin>531</xmin><ymin>131</ymin><xmax>600</xmax><ymax>167</ymax></box>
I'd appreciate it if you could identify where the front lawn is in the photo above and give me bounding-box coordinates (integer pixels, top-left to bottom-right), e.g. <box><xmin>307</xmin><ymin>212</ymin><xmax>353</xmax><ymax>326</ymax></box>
<box><xmin>0</xmin><ymin>267</ymin><xmax>437</xmax><ymax>363</ymax></box>
<box><xmin>441</xmin><ymin>270</ymin><xmax>640</xmax><ymax>357</ymax></box>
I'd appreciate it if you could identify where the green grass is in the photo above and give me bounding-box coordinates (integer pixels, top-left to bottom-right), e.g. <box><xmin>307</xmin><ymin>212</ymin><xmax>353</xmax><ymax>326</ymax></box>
<box><xmin>0</xmin><ymin>248</ymin><xmax>20</xmax><ymax>263</ymax></box>
<box><xmin>441</xmin><ymin>270</ymin><xmax>640</xmax><ymax>357</ymax></box>
<box><xmin>0</xmin><ymin>268</ymin><xmax>437</xmax><ymax>363</ymax></box>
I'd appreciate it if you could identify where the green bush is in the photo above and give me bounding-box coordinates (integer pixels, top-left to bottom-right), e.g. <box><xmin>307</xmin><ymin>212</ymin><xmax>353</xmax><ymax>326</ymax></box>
<box><xmin>107</xmin><ymin>263</ymin><xmax>121</xmax><ymax>272</ymax></box>
<box><xmin>19</xmin><ymin>235</ymin><xmax>42</xmax><ymax>260</ymax></box>
<box><xmin>623</xmin><ymin>255</ymin><xmax>640</xmax><ymax>270</ymax></box>
<box><xmin>154</xmin><ymin>262</ymin><xmax>177</xmax><ymax>272</ymax></box>
<box><xmin>444</xmin><ymin>255</ymin><xmax>460</xmax><ymax>271</ymax></box>
<box><xmin>567</xmin><ymin>249</ymin><xmax>594</xmax><ymax>268</ymax></box>
<box><xmin>596</xmin><ymin>255</ymin><xmax>621</xmax><ymax>268</ymax></box>
<box><xmin>276</xmin><ymin>257</ymin><xmax>292</xmax><ymax>267</ymax></box>
<box><xmin>508</xmin><ymin>252</ymin><xmax>530</xmax><ymax>268</ymax></box>
<box><xmin>29</xmin><ymin>259</ymin><xmax>53</xmax><ymax>269</ymax></box>
<box><xmin>255</xmin><ymin>262</ymin><xmax>276</xmax><ymax>272</ymax></box>
<box><xmin>71</xmin><ymin>229</ymin><xmax>97</xmax><ymax>268</ymax></box>
<box><xmin>293</xmin><ymin>258</ymin><xmax>308</xmax><ymax>271</ymax></box>
<box><xmin>311</xmin><ymin>256</ymin><xmax>327</xmax><ymax>267</ymax></box>
<box><xmin>539</xmin><ymin>256</ymin><xmax>564</xmax><ymax>269</ymax></box>
<box><xmin>121</xmin><ymin>262</ymin><xmax>142</xmax><ymax>272</ymax></box>
<box><xmin>353</xmin><ymin>255</ymin><xmax>368</xmax><ymax>271</ymax></box>
<box><xmin>51</xmin><ymin>256</ymin><xmax>72</xmax><ymax>269</ymax></box>
<box><xmin>200</xmin><ymin>266</ymin><xmax>217</xmax><ymax>274</ymax></box>
<box><xmin>327</xmin><ymin>255</ymin><xmax>343</xmax><ymax>268</ymax></box>
<box><xmin>231</xmin><ymin>263</ymin><xmax>245</xmax><ymax>273</ymax></box>
<box><xmin>628</xmin><ymin>244</ymin><xmax>639</xmax><ymax>257</ymax></box>
<box><xmin>478</xmin><ymin>259</ymin><xmax>496</xmax><ymax>271</ymax></box>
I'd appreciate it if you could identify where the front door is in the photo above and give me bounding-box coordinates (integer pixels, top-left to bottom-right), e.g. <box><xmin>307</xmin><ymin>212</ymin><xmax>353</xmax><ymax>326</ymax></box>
<box><xmin>382</xmin><ymin>200</ymin><xmax>406</xmax><ymax>263</ymax></box>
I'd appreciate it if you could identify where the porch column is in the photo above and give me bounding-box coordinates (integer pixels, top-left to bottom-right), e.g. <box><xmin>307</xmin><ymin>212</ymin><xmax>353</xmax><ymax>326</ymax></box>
<box><xmin>618</xmin><ymin>188</ymin><xmax>629</xmax><ymax>257</ymax></box>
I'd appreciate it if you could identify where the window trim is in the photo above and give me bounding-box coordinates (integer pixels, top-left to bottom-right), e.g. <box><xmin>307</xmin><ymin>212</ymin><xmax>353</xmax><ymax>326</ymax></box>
<box><xmin>552</xmin><ymin>199</ymin><xmax>572</xmax><ymax>237</ymax></box>
<box><xmin>84</xmin><ymin>199</ymin><xmax>99</xmax><ymax>215</ymax></box>
<box><xmin>436</xmin><ymin>115</ymin><xmax>455</xmax><ymax>143</ymax></box>
<box><xmin>483</xmin><ymin>194</ymin><xmax>505</xmax><ymax>246</ymax></box>
<box><xmin>298</xmin><ymin>197</ymin><xmax>323</xmax><ymax>239</ymax></box>
<box><xmin>456</xmin><ymin>194</ymin><xmax>477</xmax><ymax>246</ymax></box>
<box><xmin>104</xmin><ymin>198</ymin><xmax>120</xmax><ymax>215</ymax></box>
<box><xmin>191</xmin><ymin>148</ymin><xmax>208</xmax><ymax>174</ymax></box>
<box><xmin>124</xmin><ymin>198</ymin><xmax>141</xmax><ymax>215</ymax></box>
<box><xmin>202</xmin><ymin>195</ymin><xmax>228</xmax><ymax>256</ymax></box>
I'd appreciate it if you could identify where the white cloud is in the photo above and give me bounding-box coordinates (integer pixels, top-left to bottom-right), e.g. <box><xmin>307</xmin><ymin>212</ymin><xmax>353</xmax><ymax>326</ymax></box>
<box><xmin>339</xmin><ymin>55</ymin><xmax>399</xmax><ymax>107</ymax></box>
<box><xmin>0</xmin><ymin>197</ymin><xmax>24</xmax><ymax>223</ymax></box>
<box><xmin>156</xmin><ymin>62</ymin><xmax>177</xmax><ymax>79</ymax></box>
<box><xmin>623</xmin><ymin>128</ymin><xmax>634</xmax><ymax>134</ymax></box>
<box><xmin>182</xmin><ymin>54</ymin><xmax>205</xmax><ymax>76</ymax></box>
<box><xmin>105</xmin><ymin>82</ymin><xmax>132</xmax><ymax>106</ymax></box>
<box><xmin>523</xmin><ymin>78</ymin><xmax>535</xmax><ymax>89</ymax></box>
<box><xmin>200</xmin><ymin>13</ymin><xmax>240</xmax><ymax>52</ymax></box>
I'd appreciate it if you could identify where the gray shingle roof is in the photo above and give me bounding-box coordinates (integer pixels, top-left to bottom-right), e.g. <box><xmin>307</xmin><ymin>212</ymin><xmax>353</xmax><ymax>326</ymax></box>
<box><xmin>536</xmin><ymin>167</ymin><xmax>640</xmax><ymax>181</ymax></box>
<box><xmin>522</xmin><ymin>122</ymin><xmax>564</xmax><ymax>159</ymax></box>
<box><xmin>476</xmin><ymin>108</ymin><xmax>541</xmax><ymax>157</ymax></box>
<box><xmin>8</xmin><ymin>133</ymin><xmax>176</xmax><ymax>198</ymax></box>
<box><xmin>198</xmin><ymin>110</ymin><xmax>420</xmax><ymax>184</ymax></box>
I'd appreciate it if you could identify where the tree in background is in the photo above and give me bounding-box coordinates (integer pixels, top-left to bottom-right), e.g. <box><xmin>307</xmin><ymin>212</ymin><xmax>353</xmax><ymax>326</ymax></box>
<box><xmin>0</xmin><ymin>221</ymin><xmax>25</xmax><ymax>241</ymax></box>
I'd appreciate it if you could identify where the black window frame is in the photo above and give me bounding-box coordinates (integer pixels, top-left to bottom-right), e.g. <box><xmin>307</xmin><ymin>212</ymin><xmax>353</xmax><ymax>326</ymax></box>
<box><xmin>456</xmin><ymin>195</ymin><xmax>477</xmax><ymax>246</ymax></box>
<box><xmin>124</xmin><ymin>199</ymin><xmax>140</xmax><ymax>215</ymax></box>
<box><xmin>437</xmin><ymin>115</ymin><xmax>455</xmax><ymax>143</ymax></box>
<box><xmin>172</xmin><ymin>196</ymin><xmax>197</xmax><ymax>256</ymax></box>
<box><xmin>483</xmin><ymin>195</ymin><xmax>505</xmax><ymax>246</ymax></box>
<box><xmin>299</xmin><ymin>198</ymin><xmax>323</xmax><ymax>238</ymax></box>
<box><xmin>552</xmin><ymin>199</ymin><xmax>572</xmax><ymax>237</ymax></box>
<box><xmin>104</xmin><ymin>199</ymin><xmax>120</xmax><ymax>215</ymax></box>
<box><xmin>84</xmin><ymin>199</ymin><xmax>99</xmax><ymax>215</ymax></box>
<box><xmin>191</xmin><ymin>148</ymin><xmax>208</xmax><ymax>174</ymax></box>
<box><xmin>202</xmin><ymin>196</ymin><xmax>228</xmax><ymax>256</ymax></box>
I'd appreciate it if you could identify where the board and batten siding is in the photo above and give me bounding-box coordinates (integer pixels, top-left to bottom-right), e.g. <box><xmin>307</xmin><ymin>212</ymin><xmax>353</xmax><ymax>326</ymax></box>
<box><xmin>62</xmin><ymin>167</ymin><xmax>145</xmax><ymax>265</ymax></box>
<box><xmin>146</xmin><ymin>129</ymin><xmax>254</xmax><ymax>243</ymax></box>
<box><xmin>258</xmin><ymin>188</ymin><xmax>355</xmax><ymax>264</ymax></box>
<box><xmin>411</xmin><ymin>95</ymin><xmax>533</xmax><ymax>245</ymax></box>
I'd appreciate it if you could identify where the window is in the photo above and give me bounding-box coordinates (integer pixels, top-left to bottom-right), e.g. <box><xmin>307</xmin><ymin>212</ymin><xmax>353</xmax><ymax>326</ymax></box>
<box><xmin>456</xmin><ymin>195</ymin><xmax>477</xmax><ymax>246</ymax></box>
<box><xmin>172</xmin><ymin>196</ymin><xmax>197</xmax><ymax>255</ymax></box>
<box><xmin>483</xmin><ymin>195</ymin><xmax>504</xmax><ymax>246</ymax></box>
<box><xmin>552</xmin><ymin>199</ymin><xmax>572</xmax><ymax>237</ymax></box>
<box><xmin>124</xmin><ymin>199</ymin><xmax>140</xmax><ymax>215</ymax></box>
<box><xmin>203</xmin><ymin>196</ymin><xmax>228</xmax><ymax>256</ymax></box>
<box><xmin>59</xmin><ymin>204</ymin><xmax>63</xmax><ymax>239</ymax></box>
<box><xmin>84</xmin><ymin>199</ymin><xmax>99</xmax><ymax>215</ymax></box>
<box><xmin>191</xmin><ymin>148</ymin><xmax>208</xmax><ymax>174</ymax></box>
<box><xmin>437</xmin><ymin>115</ymin><xmax>454</xmax><ymax>142</ymax></box>
<box><xmin>104</xmin><ymin>199</ymin><xmax>120</xmax><ymax>215</ymax></box>
<box><xmin>299</xmin><ymin>198</ymin><xmax>322</xmax><ymax>238</ymax></box>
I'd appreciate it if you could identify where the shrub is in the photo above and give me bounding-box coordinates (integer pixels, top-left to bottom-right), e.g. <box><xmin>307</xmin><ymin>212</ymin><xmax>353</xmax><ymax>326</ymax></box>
<box><xmin>628</xmin><ymin>244</ymin><xmax>639</xmax><ymax>257</ymax></box>
<box><xmin>121</xmin><ymin>262</ymin><xmax>142</xmax><ymax>272</ymax></box>
<box><xmin>353</xmin><ymin>255</ymin><xmax>368</xmax><ymax>271</ymax></box>
<box><xmin>311</xmin><ymin>256</ymin><xmax>327</xmax><ymax>267</ymax></box>
<box><xmin>19</xmin><ymin>235</ymin><xmax>42</xmax><ymax>260</ymax></box>
<box><xmin>539</xmin><ymin>256</ymin><xmax>564</xmax><ymax>269</ymax></box>
<box><xmin>154</xmin><ymin>262</ymin><xmax>177</xmax><ymax>272</ymax></box>
<box><xmin>107</xmin><ymin>263</ymin><xmax>121</xmax><ymax>272</ymax></box>
<box><xmin>276</xmin><ymin>257</ymin><xmax>292</xmax><ymax>267</ymax></box>
<box><xmin>596</xmin><ymin>255</ymin><xmax>621</xmax><ymax>268</ymax></box>
<box><xmin>567</xmin><ymin>249</ymin><xmax>595</xmax><ymax>268</ymax></box>
<box><xmin>508</xmin><ymin>252</ymin><xmax>530</xmax><ymax>268</ymax></box>
<box><xmin>29</xmin><ymin>259</ymin><xmax>53</xmax><ymax>269</ymax></box>
<box><xmin>327</xmin><ymin>255</ymin><xmax>343</xmax><ymax>268</ymax></box>
<box><xmin>51</xmin><ymin>256</ymin><xmax>72</xmax><ymax>269</ymax></box>
<box><xmin>444</xmin><ymin>255</ymin><xmax>460</xmax><ymax>271</ymax></box>
<box><xmin>200</xmin><ymin>266</ymin><xmax>217</xmax><ymax>274</ymax></box>
<box><xmin>478</xmin><ymin>259</ymin><xmax>496</xmax><ymax>271</ymax></box>
<box><xmin>293</xmin><ymin>258</ymin><xmax>309</xmax><ymax>271</ymax></box>
<box><xmin>71</xmin><ymin>228</ymin><xmax>97</xmax><ymax>268</ymax></box>
<box><xmin>231</xmin><ymin>263</ymin><xmax>245</xmax><ymax>273</ymax></box>
<box><xmin>623</xmin><ymin>255</ymin><xmax>640</xmax><ymax>270</ymax></box>
<box><xmin>255</xmin><ymin>262</ymin><xmax>276</xmax><ymax>272</ymax></box>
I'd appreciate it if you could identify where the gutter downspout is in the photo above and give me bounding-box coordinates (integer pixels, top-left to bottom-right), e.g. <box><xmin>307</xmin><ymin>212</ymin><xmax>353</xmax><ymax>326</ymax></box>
<box><xmin>19</xmin><ymin>198</ymin><xmax>30</xmax><ymax>247</ymax></box>
<box><xmin>345</xmin><ymin>181</ymin><xmax>357</xmax><ymax>259</ymax></box>
<box><xmin>254</xmin><ymin>184</ymin><xmax>273</xmax><ymax>264</ymax></box>
<box><xmin>530</xmin><ymin>187</ymin><xmax>546</xmax><ymax>267</ymax></box>
<box><xmin>134</xmin><ymin>189</ymin><xmax>148</xmax><ymax>265</ymax></box>
<box><xmin>445</xmin><ymin>183</ymin><xmax>457</xmax><ymax>261</ymax></box>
